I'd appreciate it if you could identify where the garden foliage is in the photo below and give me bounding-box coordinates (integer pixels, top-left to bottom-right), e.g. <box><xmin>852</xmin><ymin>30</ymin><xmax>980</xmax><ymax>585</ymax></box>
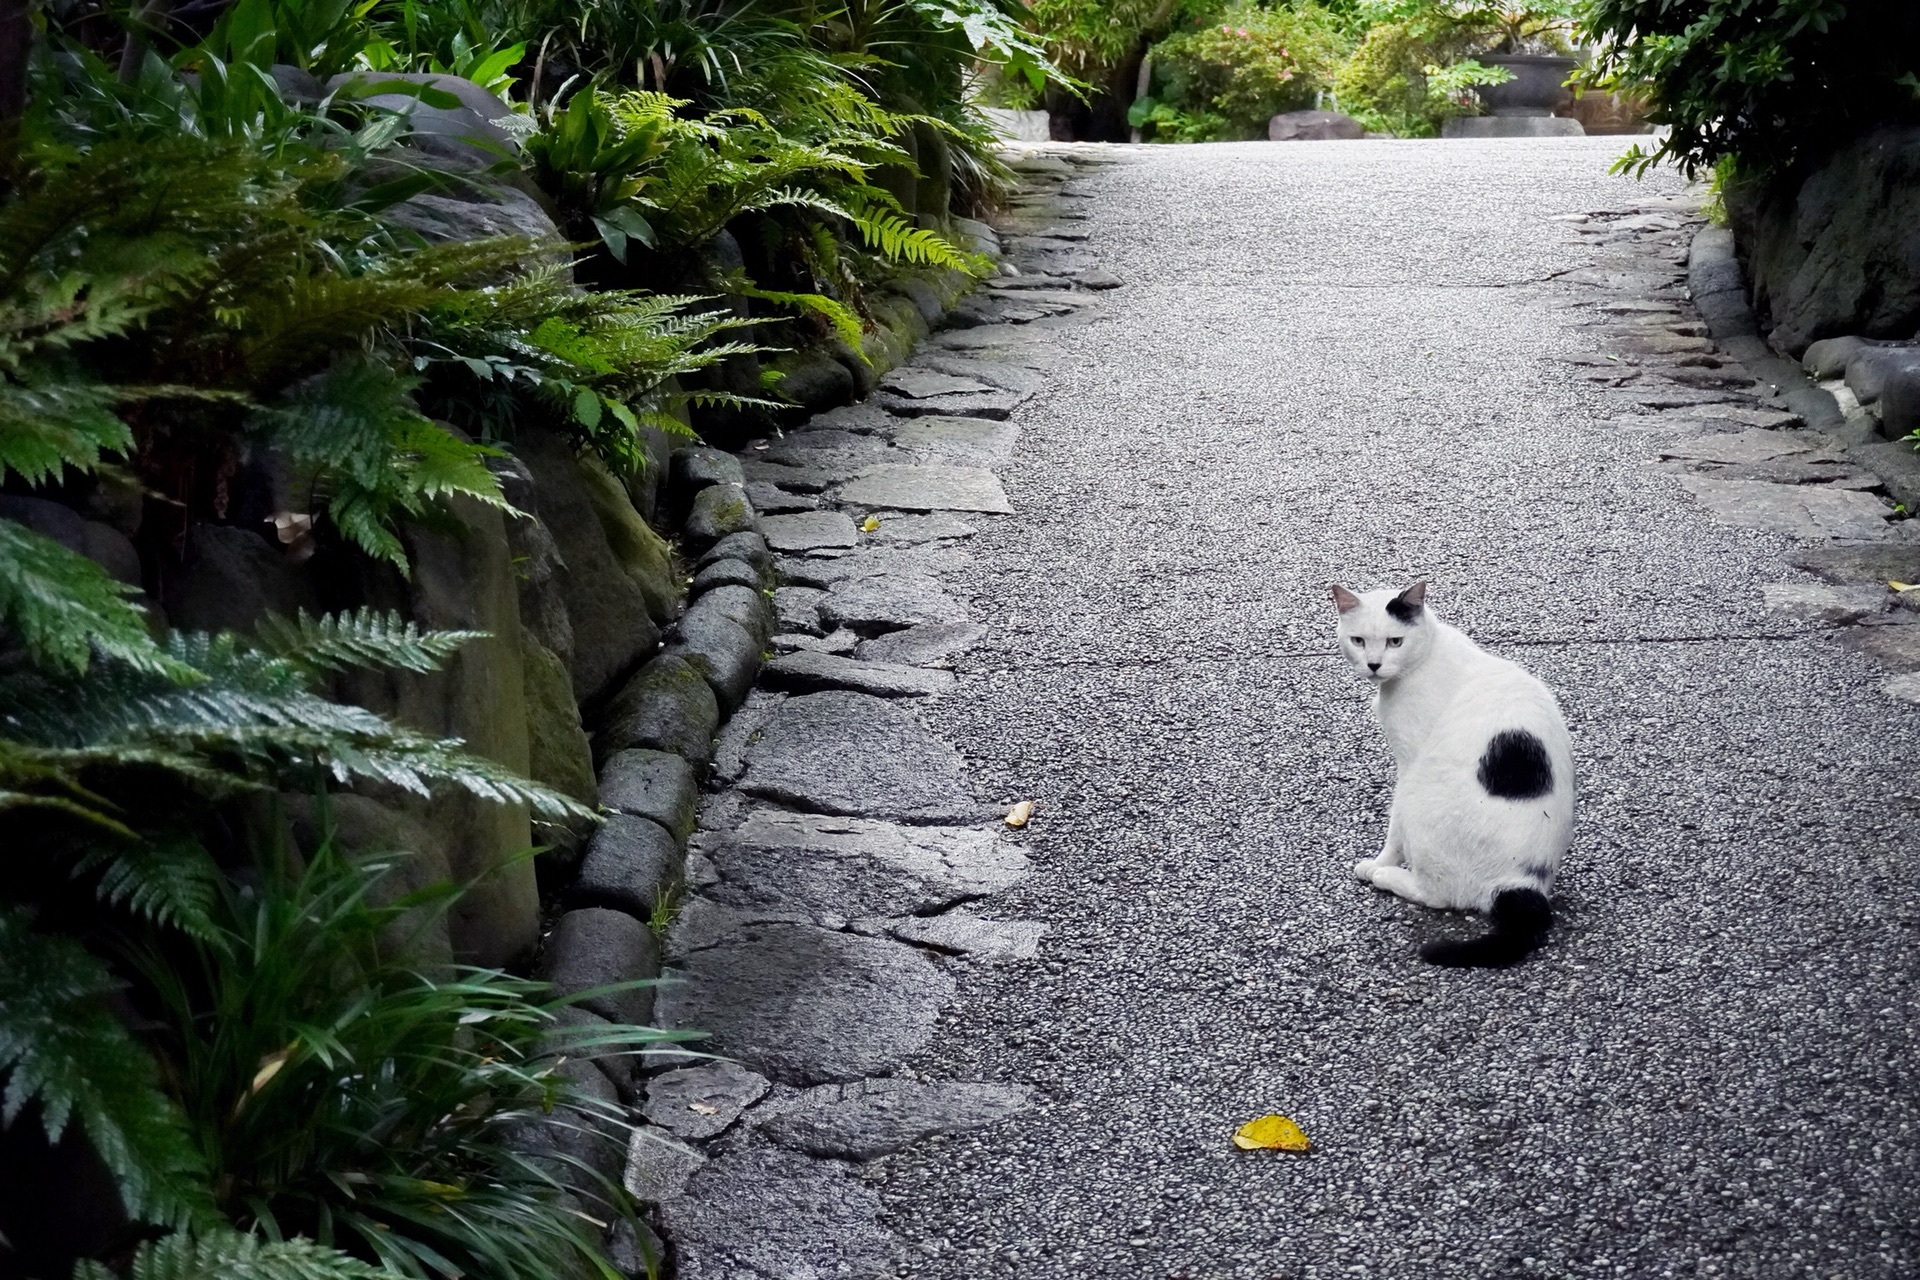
<box><xmin>0</xmin><ymin>0</ymin><xmax>1059</xmax><ymax>1274</ymax></box>
<box><xmin>1582</xmin><ymin>0</ymin><xmax>1920</xmax><ymax>177</ymax></box>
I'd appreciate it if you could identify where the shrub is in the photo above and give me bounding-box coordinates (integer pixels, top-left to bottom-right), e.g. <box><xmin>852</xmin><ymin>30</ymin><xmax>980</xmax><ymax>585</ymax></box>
<box><xmin>1582</xmin><ymin>0</ymin><xmax>1920</xmax><ymax>177</ymax></box>
<box><xmin>1332</xmin><ymin>15</ymin><xmax>1503</xmax><ymax>137</ymax></box>
<box><xmin>1142</xmin><ymin>3</ymin><xmax>1349</xmax><ymax>140</ymax></box>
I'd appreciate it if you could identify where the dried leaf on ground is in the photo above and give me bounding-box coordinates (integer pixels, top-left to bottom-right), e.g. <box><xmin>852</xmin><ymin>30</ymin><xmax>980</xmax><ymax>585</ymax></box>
<box><xmin>1233</xmin><ymin>1114</ymin><xmax>1310</xmax><ymax>1153</ymax></box>
<box><xmin>861</xmin><ymin>515</ymin><xmax>881</xmax><ymax>532</ymax></box>
<box><xmin>1004</xmin><ymin>800</ymin><xmax>1034</xmax><ymax>828</ymax></box>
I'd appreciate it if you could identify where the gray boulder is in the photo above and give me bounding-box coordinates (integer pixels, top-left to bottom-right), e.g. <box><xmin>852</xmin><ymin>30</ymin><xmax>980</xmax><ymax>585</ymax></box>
<box><xmin>690</xmin><ymin>557</ymin><xmax>764</xmax><ymax>593</ymax></box>
<box><xmin>643</xmin><ymin>1061</ymin><xmax>771</xmax><ymax>1140</ymax></box>
<box><xmin>599</xmin><ymin>749</ymin><xmax>699</xmax><ymax>841</ymax></box>
<box><xmin>574</xmin><ymin>814</ymin><xmax>681</xmax><ymax>920</ymax></box>
<box><xmin>1268</xmin><ymin>110</ymin><xmax>1364</xmax><ymax>141</ymax></box>
<box><xmin>599</xmin><ymin>654</ymin><xmax>720</xmax><ymax>766</ymax></box>
<box><xmin>1730</xmin><ymin>125</ymin><xmax>1920</xmax><ymax>353</ymax></box>
<box><xmin>683</xmin><ymin>483</ymin><xmax>758</xmax><ymax>550</ymax></box>
<box><xmin>1882</xmin><ymin>366</ymin><xmax>1920</xmax><ymax>441</ymax></box>
<box><xmin>697</xmin><ymin>530</ymin><xmax>772</xmax><ymax>573</ymax></box>
<box><xmin>1844</xmin><ymin>346</ymin><xmax>1920</xmax><ymax>404</ymax></box>
<box><xmin>543</xmin><ymin>907</ymin><xmax>661</xmax><ymax>1027</ymax></box>
<box><xmin>1803</xmin><ymin>335</ymin><xmax>1874</xmax><ymax>379</ymax></box>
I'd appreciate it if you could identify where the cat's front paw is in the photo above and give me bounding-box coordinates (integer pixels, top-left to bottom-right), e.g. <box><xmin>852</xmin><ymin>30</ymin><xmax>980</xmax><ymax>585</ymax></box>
<box><xmin>1351</xmin><ymin>858</ymin><xmax>1379</xmax><ymax>883</ymax></box>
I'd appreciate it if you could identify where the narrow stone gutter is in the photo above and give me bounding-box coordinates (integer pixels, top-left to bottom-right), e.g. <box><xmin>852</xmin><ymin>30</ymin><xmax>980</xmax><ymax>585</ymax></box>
<box><xmin>1556</xmin><ymin>192</ymin><xmax>1920</xmax><ymax>700</ymax></box>
<box><xmin>527</xmin><ymin>147</ymin><xmax>1127</xmax><ymax>1275</ymax></box>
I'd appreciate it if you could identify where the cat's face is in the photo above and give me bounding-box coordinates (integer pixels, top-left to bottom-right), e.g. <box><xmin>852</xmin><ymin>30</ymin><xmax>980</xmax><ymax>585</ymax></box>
<box><xmin>1331</xmin><ymin>581</ymin><xmax>1432</xmax><ymax>682</ymax></box>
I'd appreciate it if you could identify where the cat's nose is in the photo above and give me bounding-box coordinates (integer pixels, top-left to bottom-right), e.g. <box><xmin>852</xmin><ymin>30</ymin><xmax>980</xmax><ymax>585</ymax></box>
<box><xmin>1367</xmin><ymin>661</ymin><xmax>1381</xmax><ymax>671</ymax></box>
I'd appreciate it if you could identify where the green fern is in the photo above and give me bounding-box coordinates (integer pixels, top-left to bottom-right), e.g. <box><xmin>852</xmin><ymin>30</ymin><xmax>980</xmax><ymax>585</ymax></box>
<box><xmin>254</xmin><ymin>355</ymin><xmax>512</xmax><ymax>572</ymax></box>
<box><xmin>0</xmin><ymin>910</ymin><xmax>215</xmax><ymax>1230</ymax></box>
<box><xmin>0</xmin><ymin>519</ymin><xmax>188</xmax><ymax>679</ymax></box>
<box><xmin>0</xmin><ymin>625</ymin><xmax>594</xmax><ymax>825</ymax></box>
<box><xmin>74</xmin><ymin>835</ymin><xmax>225</xmax><ymax>942</ymax></box>
<box><xmin>728</xmin><ymin>275</ymin><xmax>868</xmax><ymax>358</ymax></box>
<box><xmin>72</xmin><ymin>1229</ymin><xmax>396</xmax><ymax>1280</ymax></box>
<box><xmin>254</xmin><ymin>608</ymin><xmax>484</xmax><ymax>678</ymax></box>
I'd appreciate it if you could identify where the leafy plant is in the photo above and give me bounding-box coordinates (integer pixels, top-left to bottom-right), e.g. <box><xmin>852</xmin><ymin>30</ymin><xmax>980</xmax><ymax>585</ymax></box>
<box><xmin>1142</xmin><ymin>4</ymin><xmax>1348</xmax><ymax>140</ymax></box>
<box><xmin>1582</xmin><ymin>0</ymin><xmax>1920</xmax><ymax>177</ymax></box>
<box><xmin>1332</xmin><ymin>11</ymin><xmax>1508</xmax><ymax>136</ymax></box>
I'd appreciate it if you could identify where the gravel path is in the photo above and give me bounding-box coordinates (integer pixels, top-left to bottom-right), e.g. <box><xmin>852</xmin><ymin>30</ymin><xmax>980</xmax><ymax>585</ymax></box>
<box><xmin>874</xmin><ymin>140</ymin><xmax>1920</xmax><ymax>1279</ymax></box>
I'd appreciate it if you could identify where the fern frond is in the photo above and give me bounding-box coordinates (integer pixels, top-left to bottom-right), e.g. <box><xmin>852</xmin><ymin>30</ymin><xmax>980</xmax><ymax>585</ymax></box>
<box><xmin>253</xmin><ymin>608</ymin><xmax>483</xmax><ymax>679</ymax></box>
<box><xmin>0</xmin><ymin>909</ymin><xmax>213</xmax><ymax>1228</ymax></box>
<box><xmin>0</xmin><ymin>376</ymin><xmax>134</xmax><ymax>486</ymax></box>
<box><xmin>75</xmin><ymin>835</ymin><xmax>224</xmax><ymax>942</ymax></box>
<box><xmin>74</xmin><ymin>1228</ymin><xmax>395</xmax><ymax>1280</ymax></box>
<box><xmin>0</xmin><ymin>519</ymin><xmax>188</xmax><ymax>679</ymax></box>
<box><xmin>0</xmin><ymin>630</ymin><xmax>595</xmax><ymax>824</ymax></box>
<box><xmin>729</xmin><ymin>277</ymin><xmax>867</xmax><ymax>358</ymax></box>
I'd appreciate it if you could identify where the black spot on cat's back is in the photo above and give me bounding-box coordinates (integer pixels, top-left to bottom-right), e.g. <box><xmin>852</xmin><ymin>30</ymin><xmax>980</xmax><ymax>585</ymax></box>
<box><xmin>1478</xmin><ymin>730</ymin><xmax>1553</xmax><ymax>800</ymax></box>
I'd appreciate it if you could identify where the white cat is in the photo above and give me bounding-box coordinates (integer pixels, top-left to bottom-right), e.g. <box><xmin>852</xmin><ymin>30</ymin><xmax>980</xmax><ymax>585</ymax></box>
<box><xmin>1331</xmin><ymin>581</ymin><xmax>1573</xmax><ymax>967</ymax></box>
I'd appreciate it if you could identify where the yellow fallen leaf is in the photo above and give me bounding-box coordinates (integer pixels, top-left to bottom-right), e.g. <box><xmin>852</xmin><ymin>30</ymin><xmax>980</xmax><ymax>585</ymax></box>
<box><xmin>1891</xmin><ymin>581</ymin><xmax>1920</xmax><ymax>593</ymax></box>
<box><xmin>1232</xmin><ymin>1114</ymin><xmax>1311</xmax><ymax>1153</ymax></box>
<box><xmin>1004</xmin><ymin>800</ymin><xmax>1034</xmax><ymax>828</ymax></box>
<box><xmin>689</xmin><ymin>1101</ymin><xmax>720</xmax><ymax>1116</ymax></box>
<box><xmin>861</xmin><ymin>515</ymin><xmax>881</xmax><ymax>532</ymax></box>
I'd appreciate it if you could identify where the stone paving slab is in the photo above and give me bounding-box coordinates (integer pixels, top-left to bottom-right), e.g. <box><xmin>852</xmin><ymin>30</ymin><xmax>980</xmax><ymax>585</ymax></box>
<box><xmin>736</xmin><ymin>690</ymin><xmax>982</xmax><ymax>822</ymax></box>
<box><xmin>837</xmin><ymin>463</ymin><xmax>1014</xmax><ymax>513</ymax></box>
<box><xmin>655</xmin><ymin>922</ymin><xmax>955</xmax><ymax>1084</ymax></box>
<box><xmin>1676</xmin><ymin>474</ymin><xmax>1894</xmax><ymax>540</ymax></box>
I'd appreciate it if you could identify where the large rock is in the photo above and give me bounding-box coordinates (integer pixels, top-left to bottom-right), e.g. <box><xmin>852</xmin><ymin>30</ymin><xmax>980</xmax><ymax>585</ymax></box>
<box><xmin>1729</xmin><ymin>126</ymin><xmax>1920</xmax><ymax>354</ymax></box>
<box><xmin>755</xmin><ymin>1079</ymin><xmax>1032</xmax><ymax>1161</ymax></box>
<box><xmin>668</xmin><ymin>585</ymin><xmax>771</xmax><ymax>709</ymax></box>
<box><xmin>324</xmin><ymin>71</ymin><xmax>519</xmax><ymax>165</ymax></box>
<box><xmin>656</xmin><ymin>923</ymin><xmax>954</xmax><ymax>1083</ymax></box>
<box><xmin>738</xmin><ymin>691</ymin><xmax>979</xmax><ymax>821</ymax></box>
<box><xmin>1676</xmin><ymin>475</ymin><xmax>1893</xmax><ymax>540</ymax></box>
<box><xmin>600</xmin><ymin>749</ymin><xmax>699</xmax><ymax>841</ymax></box>
<box><xmin>159</xmin><ymin>521</ymin><xmax>316</xmax><ymax>634</ymax></box>
<box><xmin>692</xmin><ymin>809</ymin><xmax>1029</xmax><ymax>918</ymax></box>
<box><xmin>518</xmin><ymin>432</ymin><xmax>673</xmax><ymax>704</ymax></box>
<box><xmin>1843</xmin><ymin>346</ymin><xmax>1920</xmax><ymax>404</ymax></box>
<box><xmin>683</xmin><ymin>483</ymin><xmax>759</xmax><ymax>550</ymax></box>
<box><xmin>623</xmin><ymin>1126</ymin><xmax>707</xmax><ymax>1204</ymax></box>
<box><xmin>1883</xmin><ymin>366</ymin><xmax>1920</xmax><ymax>440</ymax></box>
<box><xmin>575</xmin><ymin>814</ymin><xmax>681</xmax><ymax>919</ymax></box>
<box><xmin>599</xmin><ymin>654</ymin><xmax>720</xmax><ymax>766</ymax></box>
<box><xmin>491</xmin><ymin>458</ymin><xmax>573</xmax><ymax>668</ymax></box>
<box><xmin>1267</xmin><ymin>110</ymin><xmax>1364</xmax><ymax>141</ymax></box>
<box><xmin>335</xmin><ymin>494</ymin><xmax>537</xmax><ymax>966</ymax></box>
<box><xmin>520</xmin><ymin>634</ymin><xmax>597</xmax><ymax>805</ymax></box>
<box><xmin>543</xmin><ymin>907</ymin><xmax>661</xmax><ymax>1027</ymax></box>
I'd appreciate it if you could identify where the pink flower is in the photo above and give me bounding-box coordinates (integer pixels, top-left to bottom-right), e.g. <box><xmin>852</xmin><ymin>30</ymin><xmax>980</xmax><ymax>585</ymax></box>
<box><xmin>1236</xmin><ymin>27</ymin><xmax>1249</xmax><ymax>36</ymax></box>
<box><xmin>1220</xmin><ymin>24</ymin><xmax>1231</xmax><ymax>33</ymax></box>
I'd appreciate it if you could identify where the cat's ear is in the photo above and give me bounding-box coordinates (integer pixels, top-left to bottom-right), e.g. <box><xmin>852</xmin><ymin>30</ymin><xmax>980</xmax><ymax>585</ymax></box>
<box><xmin>1331</xmin><ymin>584</ymin><xmax>1361</xmax><ymax>614</ymax></box>
<box><xmin>1388</xmin><ymin>580</ymin><xmax>1428</xmax><ymax>621</ymax></box>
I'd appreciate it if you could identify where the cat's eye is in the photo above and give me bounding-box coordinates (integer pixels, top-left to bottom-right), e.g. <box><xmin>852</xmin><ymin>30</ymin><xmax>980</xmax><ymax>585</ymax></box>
<box><xmin>1349</xmin><ymin>636</ymin><xmax>1364</xmax><ymax>645</ymax></box>
<box><xmin>1388</xmin><ymin>637</ymin><xmax>1403</xmax><ymax>648</ymax></box>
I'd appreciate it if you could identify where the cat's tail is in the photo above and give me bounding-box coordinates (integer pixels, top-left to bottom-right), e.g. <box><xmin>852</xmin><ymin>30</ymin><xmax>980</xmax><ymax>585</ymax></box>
<box><xmin>1419</xmin><ymin>888</ymin><xmax>1552</xmax><ymax>969</ymax></box>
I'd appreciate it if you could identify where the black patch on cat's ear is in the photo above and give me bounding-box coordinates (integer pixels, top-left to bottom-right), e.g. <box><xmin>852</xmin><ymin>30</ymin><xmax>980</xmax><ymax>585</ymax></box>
<box><xmin>1477</xmin><ymin>730</ymin><xmax>1553</xmax><ymax>800</ymax></box>
<box><xmin>1385</xmin><ymin>580</ymin><xmax>1427</xmax><ymax>624</ymax></box>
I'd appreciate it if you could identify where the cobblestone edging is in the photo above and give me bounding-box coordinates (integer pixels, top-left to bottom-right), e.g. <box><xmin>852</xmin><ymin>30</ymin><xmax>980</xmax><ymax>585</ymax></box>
<box><xmin>1562</xmin><ymin>196</ymin><xmax>1920</xmax><ymax>702</ymax></box>
<box><xmin>524</xmin><ymin>147</ymin><xmax>1127</xmax><ymax>1274</ymax></box>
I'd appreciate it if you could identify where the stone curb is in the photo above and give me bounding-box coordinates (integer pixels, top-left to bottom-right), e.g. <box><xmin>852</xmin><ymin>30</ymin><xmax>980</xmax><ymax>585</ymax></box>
<box><xmin>1687</xmin><ymin>225</ymin><xmax>1920</xmax><ymax>504</ymax></box>
<box><xmin>631</xmin><ymin>147</ymin><xmax>1122</xmax><ymax>1275</ymax></box>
